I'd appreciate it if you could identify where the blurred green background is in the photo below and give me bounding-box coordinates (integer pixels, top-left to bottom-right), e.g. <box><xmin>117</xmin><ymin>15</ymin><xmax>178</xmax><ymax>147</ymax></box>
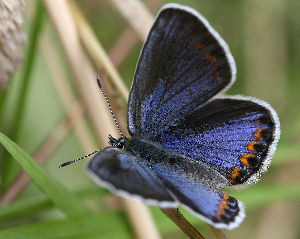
<box><xmin>0</xmin><ymin>0</ymin><xmax>299</xmax><ymax>238</ymax></box>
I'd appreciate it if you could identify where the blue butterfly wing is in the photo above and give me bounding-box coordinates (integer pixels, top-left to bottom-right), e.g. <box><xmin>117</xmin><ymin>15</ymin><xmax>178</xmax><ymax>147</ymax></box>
<box><xmin>107</xmin><ymin>137</ymin><xmax>244</xmax><ymax>229</ymax></box>
<box><xmin>152</xmin><ymin>166</ymin><xmax>245</xmax><ymax>229</ymax></box>
<box><xmin>87</xmin><ymin>147</ymin><xmax>175</xmax><ymax>206</ymax></box>
<box><xmin>128</xmin><ymin>5</ymin><xmax>235</xmax><ymax>140</ymax></box>
<box><xmin>159</xmin><ymin>97</ymin><xmax>280</xmax><ymax>186</ymax></box>
<box><xmin>132</xmin><ymin>146</ymin><xmax>244</xmax><ymax>229</ymax></box>
<box><xmin>88</xmin><ymin>145</ymin><xmax>244</xmax><ymax>228</ymax></box>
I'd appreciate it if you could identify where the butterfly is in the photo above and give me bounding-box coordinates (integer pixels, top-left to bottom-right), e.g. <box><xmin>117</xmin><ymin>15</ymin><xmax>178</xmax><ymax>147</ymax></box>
<box><xmin>87</xmin><ymin>3</ymin><xmax>280</xmax><ymax>229</ymax></box>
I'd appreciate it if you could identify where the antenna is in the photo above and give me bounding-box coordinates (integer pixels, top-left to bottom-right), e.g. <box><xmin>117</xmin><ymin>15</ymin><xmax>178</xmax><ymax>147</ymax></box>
<box><xmin>97</xmin><ymin>74</ymin><xmax>124</xmax><ymax>138</ymax></box>
<box><xmin>59</xmin><ymin>75</ymin><xmax>124</xmax><ymax>169</ymax></box>
<box><xmin>58</xmin><ymin>150</ymin><xmax>100</xmax><ymax>168</ymax></box>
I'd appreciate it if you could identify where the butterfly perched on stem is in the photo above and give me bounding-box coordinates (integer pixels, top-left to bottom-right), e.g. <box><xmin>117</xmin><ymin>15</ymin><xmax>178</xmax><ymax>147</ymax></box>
<box><xmin>63</xmin><ymin>3</ymin><xmax>280</xmax><ymax>229</ymax></box>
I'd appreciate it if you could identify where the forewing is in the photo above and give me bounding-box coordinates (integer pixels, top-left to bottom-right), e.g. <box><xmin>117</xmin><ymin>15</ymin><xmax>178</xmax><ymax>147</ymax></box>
<box><xmin>128</xmin><ymin>4</ymin><xmax>235</xmax><ymax>139</ymax></box>
<box><xmin>159</xmin><ymin>97</ymin><xmax>280</xmax><ymax>187</ymax></box>
<box><xmin>87</xmin><ymin>147</ymin><xmax>176</xmax><ymax>207</ymax></box>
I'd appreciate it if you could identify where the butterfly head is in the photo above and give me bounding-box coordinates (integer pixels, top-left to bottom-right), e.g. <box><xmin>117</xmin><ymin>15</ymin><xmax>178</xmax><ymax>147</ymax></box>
<box><xmin>108</xmin><ymin>135</ymin><xmax>128</xmax><ymax>149</ymax></box>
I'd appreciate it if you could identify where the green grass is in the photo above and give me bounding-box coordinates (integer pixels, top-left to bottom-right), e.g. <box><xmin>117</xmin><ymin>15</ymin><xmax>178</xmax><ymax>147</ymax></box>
<box><xmin>0</xmin><ymin>132</ymin><xmax>86</xmax><ymax>217</ymax></box>
<box><xmin>0</xmin><ymin>0</ymin><xmax>299</xmax><ymax>238</ymax></box>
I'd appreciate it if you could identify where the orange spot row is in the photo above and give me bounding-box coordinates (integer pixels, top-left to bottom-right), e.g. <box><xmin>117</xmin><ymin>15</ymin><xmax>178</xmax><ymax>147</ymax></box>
<box><xmin>223</xmin><ymin>194</ymin><xmax>229</xmax><ymax>201</ymax></box>
<box><xmin>247</xmin><ymin>142</ymin><xmax>260</xmax><ymax>152</ymax></box>
<box><xmin>239</xmin><ymin>154</ymin><xmax>255</xmax><ymax>167</ymax></box>
<box><xmin>254</xmin><ymin>128</ymin><xmax>264</xmax><ymax>139</ymax></box>
<box><xmin>196</xmin><ymin>43</ymin><xmax>205</xmax><ymax>50</ymax></box>
<box><xmin>205</xmin><ymin>52</ymin><xmax>217</xmax><ymax>62</ymax></box>
<box><xmin>218</xmin><ymin>205</ymin><xmax>225</xmax><ymax>213</ymax></box>
<box><xmin>231</xmin><ymin>167</ymin><xmax>241</xmax><ymax>178</ymax></box>
<box><xmin>220</xmin><ymin>200</ymin><xmax>230</xmax><ymax>209</ymax></box>
<box><xmin>216</xmin><ymin>211</ymin><xmax>222</xmax><ymax>219</ymax></box>
<box><xmin>216</xmin><ymin>197</ymin><xmax>231</xmax><ymax>220</ymax></box>
<box><xmin>228</xmin><ymin>168</ymin><xmax>241</xmax><ymax>183</ymax></box>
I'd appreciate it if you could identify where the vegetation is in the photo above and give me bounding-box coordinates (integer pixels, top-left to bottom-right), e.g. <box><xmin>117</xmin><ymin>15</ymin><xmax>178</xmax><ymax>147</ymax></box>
<box><xmin>0</xmin><ymin>0</ymin><xmax>299</xmax><ymax>238</ymax></box>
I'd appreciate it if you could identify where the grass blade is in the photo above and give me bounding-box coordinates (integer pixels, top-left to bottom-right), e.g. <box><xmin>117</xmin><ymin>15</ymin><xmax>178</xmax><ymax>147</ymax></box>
<box><xmin>0</xmin><ymin>131</ymin><xmax>86</xmax><ymax>217</ymax></box>
<box><xmin>236</xmin><ymin>182</ymin><xmax>300</xmax><ymax>208</ymax></box>
<box><xmin>0</xmin><ymin>0</ymin><xmax>45</xmax><ymax>193</ymax></box>
<box><xmin>0</xmin><ymin>213</ymin><xmax>132</xmax><ymax>239</ymax></box>
<box><xmin>0</xmin><ymin>187</ymin><xmax>104</xmax><ymax>223</ymax></box>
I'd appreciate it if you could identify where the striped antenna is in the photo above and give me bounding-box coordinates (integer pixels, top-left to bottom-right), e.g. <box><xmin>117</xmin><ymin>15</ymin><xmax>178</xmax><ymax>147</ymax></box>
<box><xmin>97</xmin><ymin>74</ymin><xmax>124</xmax><ymax>138</ymax></box>
<box><xmin>59</xmin><ymin>75</ymin><xmax>123</xmax><ymax>169</ymax></box>
<box><xmin>58</xmin><ymin>150</ymin><xmax>100</xmax><ymax>168</ymax></box>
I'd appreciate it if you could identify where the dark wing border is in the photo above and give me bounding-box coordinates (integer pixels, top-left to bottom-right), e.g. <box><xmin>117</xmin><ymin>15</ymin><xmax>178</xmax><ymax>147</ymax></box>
<box><xmin>127</xmin><ymin>3</ymin><xmax>237</xmax><ymax>135</ymax></box>
<box><xmin>160</xmin><ymin>3</ymin><xmax>237</xmax><ymax>93</ymax></box>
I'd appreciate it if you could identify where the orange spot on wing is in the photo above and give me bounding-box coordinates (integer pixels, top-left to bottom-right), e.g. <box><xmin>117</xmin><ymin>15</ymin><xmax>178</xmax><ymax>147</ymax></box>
<box><xmin>231</xmin><ymin>167</ymin><xmax>241</xmax><ymax>179</ymax></box>
<box><xmin>205</xmin><ymin>53</ymin><xmax>217</xmax><ymax>62</ymax></box>
<box><xmin>247</xmin><ymin>142</ymin><xmax>260</xmax><ymax>152</ymax></box>
<box><xmin>240</xmin><ymin>154</ymin><xmax>255</xmax><ymax>167</ymax></box>
<box><xmin>218</xmin><ymin>205</ymin><xmax>225</xmax><ymax>213</ymax></box>
<box><xmin>196</xmin><ymin>43</ymin><xmax>205</xmax><ymax>50</ymax></box>
<box><xmin>223</xmin><ymin>194</ymin><xmax>229</xmax><ymax>201</ymax></box>
<box><xmin>220</xmin><ymin>200</ymin><xmax>230</xmax><ymax>209</ymax></box>
<box><xmin>254</xmin><ymin>128</ymin><xmax>264</xmax><ymax>139</ymax></box>
<box><xmin>216</xmin><ymin>211</ymin><xmax>222</xmax><ymax>219</ymax></box>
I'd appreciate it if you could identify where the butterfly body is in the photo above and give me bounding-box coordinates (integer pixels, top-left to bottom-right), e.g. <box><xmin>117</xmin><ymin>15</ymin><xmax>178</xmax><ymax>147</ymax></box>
<box><xmin>127</xmin><ymin>136</ymin><xmax>229</xmax><ymax>189</ymax></box>
<box><xmin>87</xmin><ymin>3</ymin><xmax>280</xmax><ymax>229</ymax></box>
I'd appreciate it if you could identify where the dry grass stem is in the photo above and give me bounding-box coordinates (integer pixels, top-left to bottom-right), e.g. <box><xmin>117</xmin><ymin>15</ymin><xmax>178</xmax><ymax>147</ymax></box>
<box><xmin>110</xmin><ymin>0</ymin><xmax>154</xmax><ymax>41</ymax></box>
<box><xmin>69</xmin><ymin>1</ymin><xmax>129</xmax><ymax>100</ymax></box>
<box><xmin>123</xmin><ymin>199</ymin><xmax>161</xmax><ymax>239</ymax></box>
<box><xmin>108</xmin><ymin>0</ymin><xmax>161</xmax><ymax>67</ymax></box>
<box><xmin>208</xmin><ymin>225</ymin><xmax>227</xmax><ymax>239</ymax></box>
<box><xmin>0</xmin><ymin>116</ymin><xmax>71</xmax><ymax>206</ymax></box>
<box><xmin>109</xmin><ymin>27</ymin><xmax>138</xmax><ymax>67</ymax></box>
<box><xmin>40</xmin><ymin>33</ymin><xmax>95</xmax><ymax>152</ymax></box>
<box><xmin>43</xmin><ymin>0</ymin><xmax>117</xmax><ymax>141</ymax></box>
<box><xmin>145</xmin><ymin>0</ymin><xmax>162</xmax><ymax>12</ymax></box>
<box><xmin>161</xmin><ymin>208</ymin><xmax>206</xmax><ymax>239</ymax></box>
<box><xmin>43</xmin><ymin>0</ymin><xmax>160</xmax><ymax>238</ymax></box>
